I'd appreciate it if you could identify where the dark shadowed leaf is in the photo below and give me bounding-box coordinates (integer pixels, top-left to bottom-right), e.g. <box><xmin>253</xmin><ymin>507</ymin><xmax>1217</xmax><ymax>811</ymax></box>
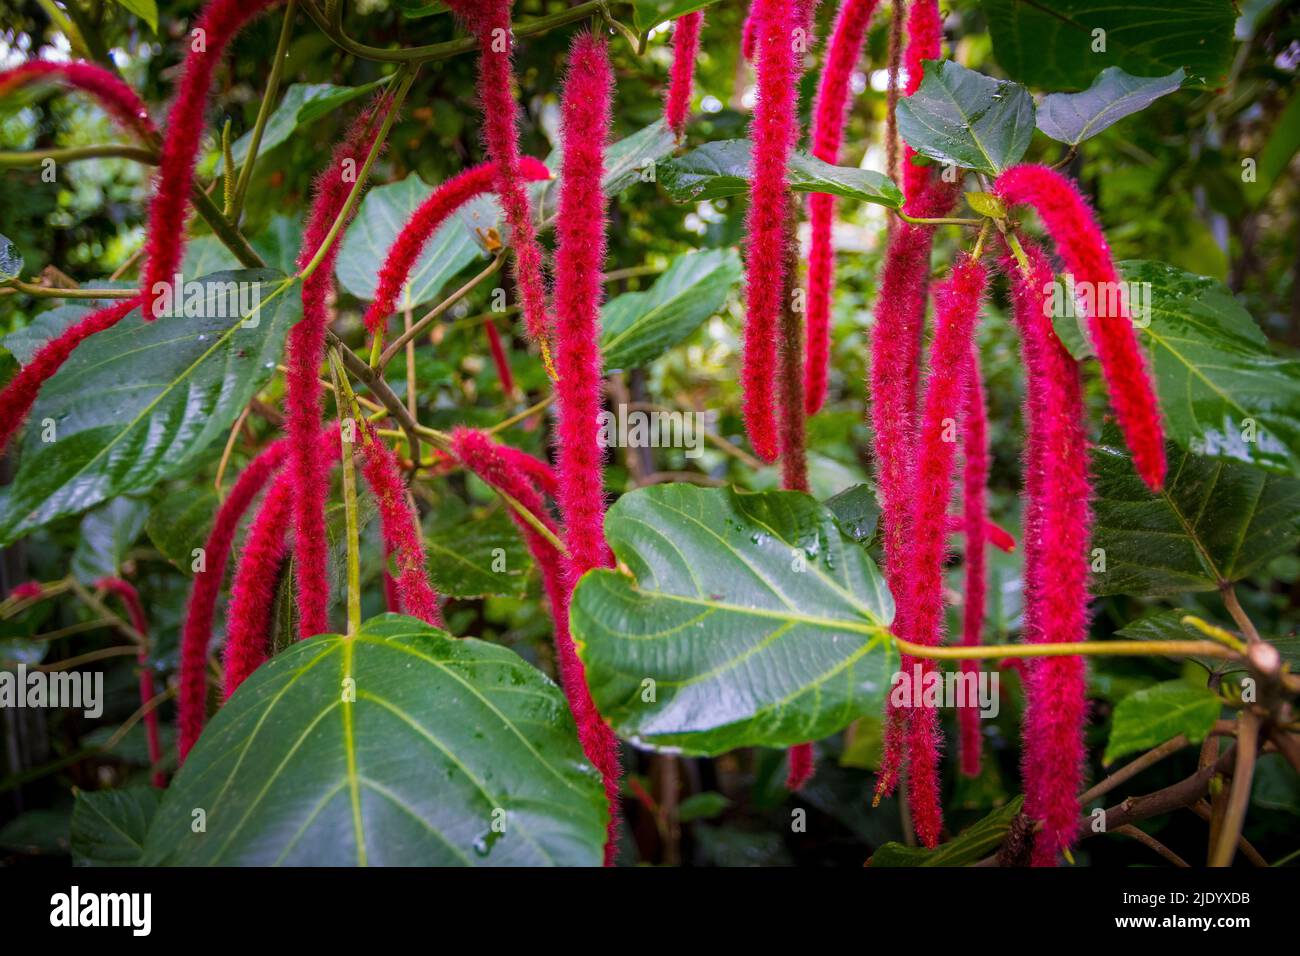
<box><xmin>71</xmin><ymin>496</ymin><xmax>150</xmax><ymax>583</ymax></box>
<box><xmin>869</xmin><ymin>797</ymin><xmax>1024</xmax><ymax>866</ymax></box>
<box><xmin>71</xmin><ymin>788</ymin><xmax>161</xmax><ymax>866</ymax></box>
<box><xmin>423</xmin><ymin>507</ymin><xmax>533</xmax><ymax>599</ymax></box>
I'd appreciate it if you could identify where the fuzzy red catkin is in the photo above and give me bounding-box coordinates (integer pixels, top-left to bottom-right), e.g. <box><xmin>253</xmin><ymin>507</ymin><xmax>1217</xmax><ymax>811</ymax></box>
<box><xmin>958</xmin><ymin>341</ymin><xmax>989</xmax><ymax>779</ymax></box>
<box><xmin>1005</xmin><ymin>240</ymin><xmax>1092</xmax><ymax>866</ymax></box>
<box><xmin>994</xmin><ymin>164</ymin><xmax>1166</xmax><ymax>490</ymax></box>
<box><xmin>0</xmin><ymin>61</ymin><xmax>157</xmax><ymax>140</ymax></box>
<box><xmin>553</xmin><ymin>32</ymin><xmax>616</xmax><ymax>580</ymax></box>
<box><xmin>96</xmin><ymin>577</ymin><xmax>165</xmax><ymax>787</ymax></box>
<box><xmin>0</xmin><ymin>296</ymin><xmax>141</xmax><ymax>457</ymax></box>
<box><xmin>665</xmin><ymin>12</ymin><xmax>704</xmax><ymax>137</ymax></box>
<box><xmin>357</xmin><ymin>423</ymin><xmax>443</xmax><ymax>627</ymax></box>
<box><xmin>177</xmin><ymin>437</ymin><xmax>288</xmax><ymax>759</ymax></box>
<box><xmin>285</xmin><ymin>102</ymin><xmax>387</xmax><ymax>641</ymax></box>
<box><xmin>804</xmin><ymin>0</ymin><xmax>881</xmax><ymax>415</ymax></box>
<box><xmin>141</xmin><ymin>0</ymin><xmax>281</xmax><ymax>319</ymax></box>
<box><xmin>900</xmin><ymin>0</ymin><xmax>944</xmax><ymax>205</ymax></box>
<box><xmin>742</xmin><ymin>0</ymin><xmax>800</xmax><ymax>463</ymax></box>
<box><xmin>444</xmin><ymin>0</ymin><xmax>551</xmax><ymax>352</ymax></box>
<box><xmin>742</xmin><ymin>5</ymin><xmax>760</xmax><ymax>61</ymax></box>
<box><xmin>449</xmin><ymin>428</ymin><xmax>622</xmax><ymax>864</ymax></box>
<box><xmin>901</xmin><ymin>254</ymin><xmax>987</xmax><ymax>847</ymax></box>
<box><xmin>361</xmin><ymin>157</ymin><xmax>551</xmax><ymax>335</ymax></box>
<box><xmin>482</xmin><ymin>318</ymin><xmax>516</xmax><ymax>397</ymax></box>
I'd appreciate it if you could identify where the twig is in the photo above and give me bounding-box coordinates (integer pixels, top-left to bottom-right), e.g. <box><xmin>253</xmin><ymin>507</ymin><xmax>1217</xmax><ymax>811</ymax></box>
<box><xmin>1210</xmin><ymin>710</ymin><xmax>1261</xmax><ymax>866</ymax></box>
<box><xmin>379</xmin><ymin>254</ymin><xmax>505</xmax><ymax>368</ymax></box>
<box><xmin>1115</xmin><ymin>825</ymin><xmax>1190</xmax><ymax>867</ymax></box>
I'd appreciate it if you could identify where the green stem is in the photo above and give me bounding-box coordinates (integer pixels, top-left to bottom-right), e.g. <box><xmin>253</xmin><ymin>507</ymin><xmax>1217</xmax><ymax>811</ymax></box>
<box><xmin>329</xmin><ymin>348</ymin><xmax>363</xmax><ymax>636</ymax></box>
<box><xmin>0</xmin><ymin>144</ymin><xmax>157</xmax><ymax>167</ymax></box>
<box><xmin>897</xmin><ymin>211</ymin><xmax>984</xmax><ymax>227</ymax></box>
<box><xmin>231</xmin><ymin>0</ymin><xmax>297</xmax><ymax>221</ymax></box>
<box><xmin>894</xmin><ymin>635</ymin><xmax>1239</xmax><ymax>662</ymax></box>
<box><xmin>378</xmin><ymin>253</ymin><xmax>505</xmax><ymax>368</ymax></box>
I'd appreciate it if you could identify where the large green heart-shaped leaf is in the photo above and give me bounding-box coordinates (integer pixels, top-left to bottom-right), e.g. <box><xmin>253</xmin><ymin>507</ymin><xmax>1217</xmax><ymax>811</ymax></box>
<box><xmin>1037</xmin><ymin>67</ymin><xmax>1184</xmax><ymax>145</ymax></box>
<box><xmin>659</xmin><ymin>139</ymin><xmax>904</xmax><ymax>207</ymax></box>
<box><xmin>1054</xmin><ymin>261</ymin><xmax>1300</xmax><ymax>475</ymax></box>
<box><xmin>71</xmin><ymin>788</ymin><xmax>161</xmax><ymax>866</ymax></box>
<box><xmin>0</xmin><ymin>270</ymin><xmax>296</xmax><ymax>544</ymax></box>
<box><xmin>336</xmin><ymin>174</ymin><xmax>483</xmax><ymax>308</ymax></box>
<box><xmin>985</xmin><ymin>0</ymin><xmax>1235</xmax><ymax>90</ymax></box>
<box><xmin>895</xmin><ymin>60</ymin><xmax>1036</xmax><ymax>175</ymax></box>
<box><xmin>1103</xmin><ymin>680</ymin><xmax>1222</xmax><ymax>765</ymax></box>
<box><xmin>423</xmin><ymin>506</ymin><xmax>533</xmax><ymax>599</ymax></box>
<box><xmin>1090</xmin><ymin>434</ymin><xmax>1300</xmax><ymax>596</ymax></box>
<box><xmin>600</xmin><ymin>248</ymin><xmax>741</xmax><ymax>370</ymax></box>
<box><xmin>142</xmin><ymin>615</ymin><xmax>607</xmax><ymax>866</ymax></box>
<box><xmin>572</xmin><ymin>484</ymin><xmax>897</xmax><ymax>756</ymax></box>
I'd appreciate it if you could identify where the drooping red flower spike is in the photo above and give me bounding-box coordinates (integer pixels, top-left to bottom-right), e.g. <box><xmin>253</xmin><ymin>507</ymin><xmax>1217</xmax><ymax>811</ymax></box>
<box><xmin>449</xmin><ymin>427</ymin><xmax>622</xmax><ymax>864</ymax></box>
<box><xmin>901</xmin><ymin>254</ymin><xmax>988</xmax><ymax>847</ymax></box>
<box><xmin>958</xmin><ymin>341</ymin><xmax>989</xmax><ymax>779</ymax></box>
<box><xmin>742</xmin><ymin>5</ymin><xmax>760</xmax><ymax>61</ymax></box>
<box><xmin>665</xmin><ymin>12</ymin><xmax>704</xmax><ymax>137</ymax></box>
<box><xmin>361</xmin><ymin>157</ymin><xmax>552</xmax><ymax>335</ymax></box>
<box><xmin>994</xmin><ymin>164</ymin><xmax>1166</xmax><ymax>490</ymax></box>
<box><xmin>224</xmin><ymin>429</ymin><xmax>341</xmax><ymax>697</ymax></box>
<box><xmin>1004</xmin><ymin>239</ymin><xmax>1092</xmax><ymax>866</ymax></box>
<box><xmin>356</xmin><ymin>423</ymin><xmax>443</xmax><ymax>628</ymax></box>
<box><xmin>141</xmin><ymin>0</ymin><xmax>283</xmax><ymax>319</ymax></box>
<box><xmin>742</xmin><ymin>0</ymin><xmax>801</xmax><ymax>463</ymax></box>
<box><xmin>804</xmin><ymin>0</ymin><xmax>882</xmax><ymax>416</ymax></box>
<box><xmin>178</xmin><ymin>437</ymin><xmax>288</xmax><ymax>759</ymax></box>
<box><xmin>96</xmin><ymin>577</ymin><xmax>165</xmax><ymax>787</ymax></box>
<box><xmin>0</xmin><ymin>296</ymin><xmax>141</xmax><ymax>457</ymax></box>
<box><xmin>900</xmin><ymin>0</ymin><xmax>947</xmax><ymax>207</ymax></box>
<box><xmin>285</xmin><ymin>101</ymin><xmax>388</xmax><ymax>641</ymax></box>
<box><xmin>443</xmin><ymin>0</ymin><xmax>553</xmax><ymax>360</ymax></box>
<box><xmin>0</xmin><ymin>61</ymin><xmax>157</xmax><ymax>140</ymax></box>
<box><xmin>553</xmin><ymin>32</ymin><xmax>616</xmax><ymax>580</ymax></box>
<box><xmin>482</xmin><ymin>319</ymin><xmax>516</xmax><ymax>398</ymax></box>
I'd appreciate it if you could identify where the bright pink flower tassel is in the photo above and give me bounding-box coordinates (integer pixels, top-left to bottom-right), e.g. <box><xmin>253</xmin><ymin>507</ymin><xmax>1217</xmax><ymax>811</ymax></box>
<box><xmin>553</xmin><ymin>32</ymin><xmax>616</xmax><ymax>580</ymax></box>
<box><xmin>0</xmin><ymin>296</ymin><xmax>140</xmax><ymax>457</ymax></box>
<box><xmin>804</xmin><ymin>0</ymin><xmax>882</xmax><ymax>415</ymax></box>
<box><xmin>1005</xmin><ymin>240</ymin><xmax>1092</xmax><ymax>866</ymax></box>
<box><xmin>97</xmin><ymin>578</ymin><xmax>165</xmax><ymax>787</ymax></box>
<box><xmin>178</xmin><ymin>437</ymin><xmax>288</xmax><ymax>759</ymax></box>
<box><xmin>0</xmin><ymin>60</ymin><xmax>156</xmax><ymax>140</ymax></box>
<box><xmin>742</xmin><ymin>0</ymin><xmax>801</xmax><ymax>462</ymax></box>
<box><xmin>141</xmin><ymin>0</ymin><xmax>282</xmax><ymax>318</ymax></box>
<box><xmin>994</xmin><ymin>164</ymin><xmax>1166</xmax><ymax>490</ymax></box>
<box><xmin>665</xmin><ymin>12</ymin><xmax>704</xmax><ymax>137</ymax></box>
<box><xmin>958</xmin><ymin>342</ymin><xmax>989</xmax><ymax>778</ymax></box>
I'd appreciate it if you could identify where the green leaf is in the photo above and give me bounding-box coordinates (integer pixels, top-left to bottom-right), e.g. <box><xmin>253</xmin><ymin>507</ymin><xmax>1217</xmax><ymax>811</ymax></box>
<box><xmin>1091</xmin><ymin>434</ymin><xmax>1300</xmax><ymax>596</ymax></box>
<box><xmin>71</xmin><ymin>788</ymin><xmax>162</xmax><ymax>866</ymax></box>
<box><xmin>336</xmin><ymin>174</ymin><xmax>483</xmax><ymax>308</ymax></box>
<box><xmin>71</xmin><ymin>496</ymin><xmax>149</xmax><ymax>584</ymax></box>
<box><xmin>0</xmin><ymin>270</ymin><xmax>296</xmax><ymax>544</ymax></box>
<box><xmin>111</xmin><ymin>0</ymin><xmax>158</xmax><ymax>32</ymax></box>
<box><xmin>0</xmin><ymin>232</ymin><xmax>23</xmax><ymax>281</ymax></box>
<box><xmin>985</xmin><ymin>0</ymin><xmax>1235</xmax><ymax>90</ymax></box>
<box><xmin>659</xmin><ymin>139</ymin><xmax>904</xmax><ymax>207</ymax></box>
<box><xmin>1103</xmin><ymin>680</ymin><xmax>1221</xmax><ymax>764</ymax></box>
<box><xmin>677</xmin><ymin>791</ymin><xmax>731</xmax><ymax>822</ymax></box>
<box><xmin>600</xmin><ymin>249</ymin><xmax>741</xmax><ymax>369</ymax></box>
<box><xmin>895</xmin><ymin>60</ymin><xmax>1036</xmax><ymax>175</ymax></box>
<box><xmin>822</xmin><ymin>483</ymin><xmax>881</xmax><ymax>545</ymax></box>
<box><xmin>424</xmin><ymin>507</ymin><xmax>533</xmax><ymax>599</ymax></box>
<box><xmin>182</xmin><ymin>215</ymin><xmax>305</xmax><ymax>278</ymax></box>
<box><xmin>1244</xmin><ymin>93</ymin><xmax>1300</xmax><ymax>208</ymax></box>
<box><xmin>965</xmin><ymin>191</ymin><xmax>1007</xmax><ymax>219</ymax></box>
<box><xmin>1037</xmin><ymin>67</ymin><xmax>1184</xmax><ymax>145</ymax></box>
<box><xmin>145</xmin><ymin>486</ymin><xmax>217</xmax><ymax>575</ymax></box>
<box><xmin>218</xmin><ymin>79</ymin><xmax>393</xmax><ymax>173</ymax></box>
<box><xmin>868</xmin><ymin>797</ymin><xmax>1024</xmax><ymax>866</ymax></box>
<box><xmin>632</xmin><ymin>0</ymin><xmax>722</xmax><ymax>35</ymax></box>
<box><xmin>141</xmin><ymin>615</ymin><xmax>607</xmax><ymax>865</ymax></box>
<box><xmin>1114</xmin><ymin>610</ymin><xmax>1246</xmax><ymax>676</ymax></box>
<box><xmin>572</xmin><ymin>484</ymin><xmax>898</xmax><ymax>756</ymax></box>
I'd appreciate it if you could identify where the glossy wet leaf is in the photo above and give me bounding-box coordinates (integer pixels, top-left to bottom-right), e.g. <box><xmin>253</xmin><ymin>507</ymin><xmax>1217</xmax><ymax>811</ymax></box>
<box><xmin>336</xmin><ymin>174</ymin><xmax>483</xmax><ymax>308</ymax></box>
<box><xmin>424</xmin><ymin>507</ymin><xmax>533</xmax><ymax>600</ymax></box>
<box><xmin>71</xmin><ymin>496</ymin><xmax>149</xmax><ymax>584</ymax></box>
<box><xmin>71</xmin><ymin>788</ymin><xmax>161</xmax><ymax>866</ymax></box>
<box><xmin>1090</xmin><ymin>433</ymin><xmax>1300</xmax><ymax>596</ymax></box>
<box><xmin>895</xmin><ymin>60</ymin><xmax>1035</xmax><ymax>174</ymax></box>
<box><xmin>0</xmin><ymin>270</ymin><xmax>296</xmax><ymax>544</ymax></box>
<box><xmin>868</xmin><ymin>797</ymin><xmax>1024</xmax><ymax>866</ymax></box>
<box><xmin>985</xmin><ymin>0</ymin><xmax>1234</xmax><ymax>90</ymax></box>
<box><xmin>1103</xmin><ymin>680</ymin><xmax>1222</xmax><ymax>764</ymax></box>
<box><xmin>822</xmin><ymin>483</ymin><xmax>881</xmax><ymax>546</ymax></box>
<box><xmin>1037</xmin><ymin>67</ymin><xmax>1184</xmax><ymax>145</ymax></box>
<box><xmin>659</xmin><ymin>139</ymin><xmax>904</xmax><ymax>207</ymax></box>
<box><xmin>142</xmin><ymin>615</ymin><xmax>607</xmax><ymax>866</ymax></box>
<box><xmin>572</xmin><ymin>484</ymin><xmax>898</xmax><ymax>756</ymax></box>
<box><xmin>600</xmin><ymin>248</ymin><xmax>741</xmax><ymax>370</ymax></box>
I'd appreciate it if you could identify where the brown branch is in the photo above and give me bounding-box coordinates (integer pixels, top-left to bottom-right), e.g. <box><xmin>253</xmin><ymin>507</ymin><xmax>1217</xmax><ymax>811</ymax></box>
<box><xmin>1115</xmin><ymin>825</ymin><xmax>1190</xmax><ymax>867</ymax></box>
<box><xmin>1210</xmin><ymin>710</ymin><xmax>1261</xmax><ymax>867</ymax></box>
